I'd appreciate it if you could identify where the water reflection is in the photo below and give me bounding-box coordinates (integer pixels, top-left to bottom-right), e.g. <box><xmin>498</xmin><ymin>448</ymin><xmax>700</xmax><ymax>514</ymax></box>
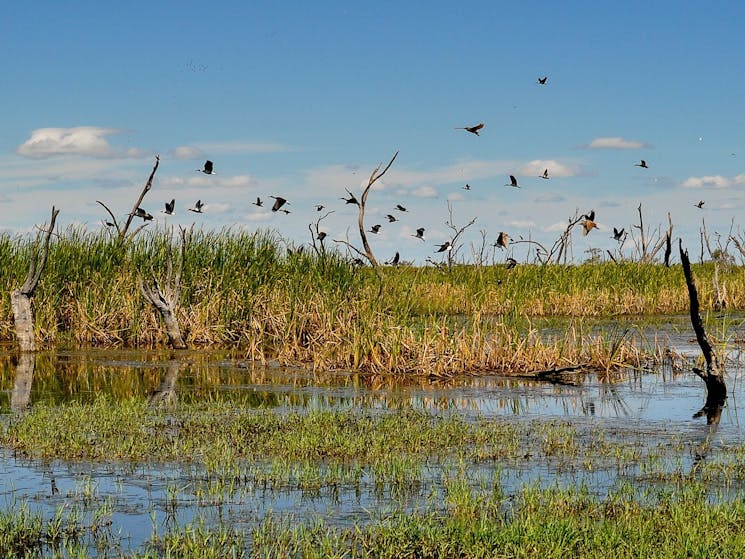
<box><xmin>0</xmin><ymin>348</ymin><xmax>742</xmax><ymax>433</ymax></box>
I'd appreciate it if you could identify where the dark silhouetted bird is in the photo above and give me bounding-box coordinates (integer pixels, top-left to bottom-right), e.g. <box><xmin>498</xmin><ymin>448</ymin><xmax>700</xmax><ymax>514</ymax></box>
<box><xmin>540</xmin><ymin>169</ymin><xmax>550</xmax><ymax>180</ymax></box>
<box><xmin>197</xmin><ymin>160</ymin><xmax>215</xmax><ymax>174</ymax></box>
<box><xmin>436</xmin><ymin>241</ymin><xmax>452</xmax><ymax>253</ymax></box>
<box><xmin>188</xmin><ymin>200</ymin><xmax>204</xmax><ymax>213</ymax></box>
<box><xmin>584</xmin><ymin>209</ymin><xmax>596</xmax><ymax>221</ymax></box>
<box><xmin>456</xmin><ymin>123</ymin><xmax>485</xmax><ymax>135</ymax></box>
<box><xmin>162</xmin><ymin>199</ymin><xmax>175</xmax><ymax>215</ymax></box>
<box><xmin>279</xmin><ymin>208</ymin><xmax>291</xmax><ymax>215</ymax></box>
<box><xmin>537</xmin><ymin>76</ymin><xmax>548</xmax><ymax>85</ymax></box>
<box><xmin>506</xmin><ymin>257</ymin><xmax>517</xmax><ymax>269</ymax></box>
<box><xmin>341</xmin><ymin>193</ymin><xmax>359</xmax><ymax>205</ymax></box>
<box><xmin>695</xmin><ymin>200</ymin><xmax>705</xmax><ymax>208</ymax></box>
<box><xmin>582</xmin><ymin>219</ymin><xmax>597</xmax><ymax>235</ymax></box>
<box><xmin>506</xmin><ymin>175</ymin><xmax>520</xmax><ymax>188</ymax></box>
<box><xmin>387</xmin><ymin>252</ymin><xmax>400</xmax><ymax>266</ymax></box>
<box><xmin>135</xmin><ymin>207</ymin><xmax>153</xmax><ymax>220</ymax></box>
<box><xmin>369</xmin><ymin>224</ymin><xmax>381</xmax><ymax>234</ymax></box>
<box><xmin>635</xmin><ymin>159</ymin><xmax>649</xmax><ymax>168</ymax></box>
<box><xmin>463</xmin><ymin>183</ymin><xmax>471</xmax><ymax>191</ymax></box>
<box><xmin>315</xmin><ymin>204</ymin><xmax>325</xmax><ymax>211</ymax></box>
<box><xmin>395</xmin><ymin>204</ymin><xmax>407</xmax><ymax>212</ymax></box>
<box><xmin>495</xmin><ymin>232</ymin><xmax>509</xmax><ymax>248</ymax></box>
<box><xmin>270</xmin><ymin>196</ymin><xmax>287</xmax><ymax>212</ymax></box>
<box><xmin>253</xmin><ymin>197</ymin><xmax>263</xmax><ymax>207</ymax></box>
<box><xmin>317</xmin><ymin>231</ymin><xmax>327</xmax><ymax>241</ymax></box>
<box><xmin>613</xmin><ymin>227</ymin><xmax>625</xmax><ymax>241</ymax></box>
<box><xmin>386</xmin><ymin>214</ymin><xmax>397</xmax><ymax>223</ymax></box>
<box><xmin>413</xmin><ymin>227</ymin><xmax>425</xmax><ymax>240</ymax></box>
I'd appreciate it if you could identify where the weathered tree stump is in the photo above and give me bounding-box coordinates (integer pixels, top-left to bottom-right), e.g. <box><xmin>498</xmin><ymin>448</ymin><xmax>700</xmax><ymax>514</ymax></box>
<box><xmin>11</xmin><ymin>207</ymin><xmax>59</xmax><ymax>352</ymax></box>
<box><xmin>679</xmin><ymin>240</ymin><xmax>727</xmax><ymax>424</ymax></box>
<box><xmin>140</xmin><ymin>226</ymin><xmax>191</xmax><ymax>349</ymax></box>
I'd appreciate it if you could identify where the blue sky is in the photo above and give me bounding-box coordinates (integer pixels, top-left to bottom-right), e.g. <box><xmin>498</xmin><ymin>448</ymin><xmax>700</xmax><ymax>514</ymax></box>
<box><xmin>3</xmin><ymin>1</ymin><xmax>745</xmax><ymax>264</ymax></box>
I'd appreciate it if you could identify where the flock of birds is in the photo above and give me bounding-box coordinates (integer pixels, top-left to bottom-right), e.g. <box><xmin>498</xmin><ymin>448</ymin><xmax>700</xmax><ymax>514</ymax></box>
<box><xmin>121</xmin><ymin>76</ymin><xmax>711</xmax><ymax>264</ymax></box>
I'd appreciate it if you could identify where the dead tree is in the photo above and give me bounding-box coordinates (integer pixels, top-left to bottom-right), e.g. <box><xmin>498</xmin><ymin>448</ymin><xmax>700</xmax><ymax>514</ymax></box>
<box><xmin>334</xmin><ymin>151</ymin><xmax>398</xmax><ymax>267</ymax></box>
<box><xmin>631</xmin><ymin>205</ymin><xmax>673</xmax><ymax>263</ymax></box>
<box><xmin>438</xmin><ymin>201</ymin><xmax>477</xmax><ymax>269</ymax></box>
<box><xmin>11</xmin><ymin>206</ymin><xmax>59</xmax><ymax>352</ymax></box>
<box><xmin>680</xmin><ymin>240</ymin><xmax>727</xmax><ymax>424</ymax></box>
<box><xmin>98</xmin><ymin>155</ymin><xmax>160</xmax><ymax>242</ymax></box>
<box><xmin>140</xmin><ymin>226</ymin><xmax>191</xmax><ymax>349</ymax></box>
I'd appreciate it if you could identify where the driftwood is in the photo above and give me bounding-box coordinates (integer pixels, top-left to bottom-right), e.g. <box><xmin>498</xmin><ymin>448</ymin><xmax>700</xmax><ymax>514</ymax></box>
<box><xmin>11</xmin><ymin>206</ymin><xmax>59</xmax><ymax>352</ymax></box>
<box><xmin>679</xmin><ymin>240</ymin><xmax>727</xmax><ymax>424</ymax></box>
<box><xmin>140</xmin><ymin>226</ymin><xmax>191</xmax><ymax>349</ymax></box>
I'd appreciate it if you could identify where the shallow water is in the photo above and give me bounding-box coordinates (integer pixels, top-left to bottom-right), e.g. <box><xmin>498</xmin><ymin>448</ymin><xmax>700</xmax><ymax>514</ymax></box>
<box><xmin>1</xmin><ymin>324</ymin><xmax>745</xmax><ymax>554</ymax></box>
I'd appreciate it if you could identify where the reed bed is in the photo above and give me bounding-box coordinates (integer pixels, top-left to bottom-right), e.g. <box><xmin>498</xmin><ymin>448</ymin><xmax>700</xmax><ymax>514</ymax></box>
<box><xmin>0</xmin><ymin>227</ymin><xmax>738</xmax><ymax>374</ymax></box>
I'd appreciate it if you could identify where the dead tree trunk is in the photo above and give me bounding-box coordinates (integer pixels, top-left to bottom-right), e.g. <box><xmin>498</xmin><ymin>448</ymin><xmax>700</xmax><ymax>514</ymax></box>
<box><xmin>11</xmin><ymin>207</ymin><xmax>59</xmax><ymax>352</ymax></box>
<box><xmin>140</xmin><ymin>226</ymin><xmax>190</xmax><ymax>349</ymax></box>
<box><xmin>333</xmin><ymin>151</ymin><xmax>398</xmax><ymax>267</ymax></box>
<box><xmin>679</xmin><ymin>240</ymin><xmax>727</xmax><ymax>424</ymax></box>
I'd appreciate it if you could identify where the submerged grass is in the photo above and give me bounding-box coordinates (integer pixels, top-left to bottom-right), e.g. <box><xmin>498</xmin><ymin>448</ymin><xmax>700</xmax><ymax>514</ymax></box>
<box><xmin>0</xmin><ymin>227</ymin><xmax>739</xmax><ymax>374</ymax></box>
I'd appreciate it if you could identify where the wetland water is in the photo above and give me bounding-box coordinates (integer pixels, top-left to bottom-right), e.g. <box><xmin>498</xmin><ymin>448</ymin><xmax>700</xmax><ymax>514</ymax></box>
<box><xmin>1</xmin><ymin>320</ymin><xmax>745</xmax><ymax>554</ymax></box>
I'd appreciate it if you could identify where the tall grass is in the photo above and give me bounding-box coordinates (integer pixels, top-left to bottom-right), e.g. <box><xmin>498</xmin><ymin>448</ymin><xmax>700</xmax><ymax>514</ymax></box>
<box><xmin>0</xmin><ymin>227</ymin><xmax>735</xmax><ymax>373</ymax></box>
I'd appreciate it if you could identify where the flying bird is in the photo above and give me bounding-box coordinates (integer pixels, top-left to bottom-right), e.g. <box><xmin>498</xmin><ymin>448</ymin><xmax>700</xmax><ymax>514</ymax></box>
<box><xmin>197</xmin><ymin>160</ymin><xmax>216</xmax><ymax>175</ymax></box>
<box><xmin>253</xmin><ymin>197</ymin><xmax>263</xmax><ymax>207</ymax></box>
<box><xmin>436</xmin><ymin>241</ymin><xmax>452</xmax><ymax>253</ymax></box>
<box><xmin>494</xmin><ymin>232</ymin><xmax>509</xmax><ymax>248</ymax></box>
<box><xmin>540</xmin><ymin>169</ymin><xmax>550</xmax><ymax>180</ymax></box>
<box><xmin>584</xmin><ymin>209</ymin><xmax>596</xmax><ymax>221</ymax></box>
<box><xmin>455</xmin><ymin>122</ymin><xmax>484</xmax><ymax>135</ymax></box>
<box><xmin>695</xmin><ymin>200</ymin><xmax>705</xmax><ymax>209</ymax></box>
<box><xmin>134</xmin><ymin>207</ymin><xmax>153</xmax><ymax>221</ymax></box>
<box><xmin>387</xmin><ymin>252</ymin><xmax>400</xmax><ymax>266</ymax></box>
<box><xmin>386</xmin><ymin>214</ymin><xmax>398</xmax><ymax>223</ymax></box>
<box><xmin>412</xmin><ymin>227</ymin><xmax>425</xmax><ymax>240</ymax></box>
<box><xmin>188</xmin><ymin>200</ymin><xmax>204</xmax><ymax>213</ymax></box>
<box><xmin>395</xmin><ymin>204</ymin><xmax>407</xmax><ymax>212</ymax></box>
<box><xmin>505</xmin><ymin>257</ymin><xmax>518</xmax><ymax>269</ymax></box>
<box><xmin>315</xmin><ymin>204</ymin><xmax>325</xmax><ymax>211</ymax></box>
<box><xmin>369</xmin><ymin>224</ymin><xmax>381</xmax><ymax>234</ymax></box>
<box><xmin>279</xmin><ymin>208</ymin><xmax>291</xmax><ymax>215</ymax></box>
<box><xmin>635</xmin><ymin>159</ymin><xmax>649</xmax><ymax>168</ymax></box>
<box><xmin>270</xmin><ymin>196</ymin><xmax>288</xmax><ymax>212</ymax></box>
<box><xmin>162</xmin><ymin>199</ymin><xmax>175</xmax><ymax>215</ymax></box>
<box><xmin>537</xmin><ymin>76</ymin><xmax>548</xmax><ymax>85</ymax></box>
<box><xmin>613</xmin><ymin>227</ymin><xmax>625</xmax><ymax>241</ymax></box>
<box><xmin>463</xmin><ymin>183</ymin><xmax>471</xmax><ymax>191</ymax></box>
<box><xmin>582</xmin><ymin>219</ymin><xmax>597</xmax><ymax>235</ymax></box>
<box><xmin>505</xmin><ymin>175</ymin><xmax>520</xmax><ymax>188</ymax></box>
<box><xmin>341</xmin><ymin>193</ymin><xmax>359</xmax><ymax>205</ymax></box>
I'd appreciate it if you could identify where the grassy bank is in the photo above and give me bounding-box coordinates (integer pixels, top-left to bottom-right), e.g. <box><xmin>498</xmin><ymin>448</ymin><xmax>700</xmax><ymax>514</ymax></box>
<box><xmin>0</xmin><ymin>228</ymin><xmax>737</xmax><ymax>373</ymax></box>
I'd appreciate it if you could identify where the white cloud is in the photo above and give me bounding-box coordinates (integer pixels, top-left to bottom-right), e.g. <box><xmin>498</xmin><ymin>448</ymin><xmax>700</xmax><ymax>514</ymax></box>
<box><xmin>680</xmin><ymin>175</ymin><xmax>742</xmax><ymax>189</ymax></box>
<box><xmin>168</xmin><ymin>146</ymin><xmax>204</xmax><ymax>160</ymax></box>
<box><xmin>517</xmin><ymin>159</ymin><xmax>581</xmax><ymax>178</ymax></box>
<box><xmin>16</xmin><ymin>127</ymin><xmax>148</xmax><ymax>159</ymax></box>
<box><xmin>411</xmin><ymin>186</ymin><xmax>438</xmax><ymax>198</ymax></box>
<box><xmin>586</xmin><ymin>137</ymin><xmax>647</xmax><ymax>149</ymax></box>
